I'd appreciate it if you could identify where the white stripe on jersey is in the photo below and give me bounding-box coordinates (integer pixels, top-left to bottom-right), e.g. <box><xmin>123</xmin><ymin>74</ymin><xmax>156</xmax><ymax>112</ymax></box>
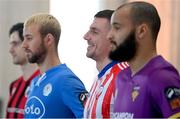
<box><xmin>84</xmin><ymin>62</ymin><xmax>128</xmax><ymax>118</ymax></box>
<box><xmin>95</xmin><ymin>73</ymin><xmax>114</xmax><ymax>118</ymax></box>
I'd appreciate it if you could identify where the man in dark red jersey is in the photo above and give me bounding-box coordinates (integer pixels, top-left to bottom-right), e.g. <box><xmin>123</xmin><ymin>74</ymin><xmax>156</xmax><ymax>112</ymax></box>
<box><xmin>6</xmin><ymin>23</ymin><xmax>40</xmax><ymax>118</ymax></box>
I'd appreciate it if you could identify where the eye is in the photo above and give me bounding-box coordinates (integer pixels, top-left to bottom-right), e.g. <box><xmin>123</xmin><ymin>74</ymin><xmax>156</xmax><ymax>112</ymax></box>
<box><xmin>90</xmin><ymin>29</ymin><xmax>98</xmax><ymax>35</ymax></box>
<box><xmin>10</xmin><ymin>41</ymin><xmax>21</xmax><ymax>47</ymax></box>
<box><xmin>113</xmin><ymin>25</ymin><xmax>120</xmax><ymax>30</ymax></box>
<box><xmin>112</xmin><ymin>23</ymin><xmax>121</xmax><ymax>31</ymax></box>
<box><xmin>26</xmin><ymin>37</ymin><xmax>32</xmax><ymax>41</ymax></box>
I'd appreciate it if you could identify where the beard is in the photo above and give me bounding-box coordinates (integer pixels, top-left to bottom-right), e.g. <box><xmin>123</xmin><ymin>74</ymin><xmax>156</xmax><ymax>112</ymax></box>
<box><xmin>109</xmin><ymin>30</ymin><xmax>137</xmax><ymax>62</ymax></box>
<box><xmin>28</xmin><ymin>41</ymin><xmax>47</xmax><ymax>64</ymax></box>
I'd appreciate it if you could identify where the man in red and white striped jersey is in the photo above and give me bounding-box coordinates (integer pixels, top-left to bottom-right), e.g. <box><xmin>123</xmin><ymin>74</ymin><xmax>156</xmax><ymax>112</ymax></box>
<box><xmin>6</xmin><ymin>23</ymin><xmax>40</xmax><ymax>118</ymax></box>
<box><xmin>83</xmin><ymin>10</ymin><xmax>128</xmax><ymax>118</ymax></box>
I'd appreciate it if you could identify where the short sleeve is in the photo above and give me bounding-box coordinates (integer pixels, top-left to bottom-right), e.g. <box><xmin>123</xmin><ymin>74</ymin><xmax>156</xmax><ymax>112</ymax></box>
<box><xmin>149</xmin><ymin>69</ymin><xmax>180</xmax><ymax>118</ymax></box>
<box><xmin>61</xmin><ymin>77</ymin><xmax>88</xmax><ymax>118</ymax></box>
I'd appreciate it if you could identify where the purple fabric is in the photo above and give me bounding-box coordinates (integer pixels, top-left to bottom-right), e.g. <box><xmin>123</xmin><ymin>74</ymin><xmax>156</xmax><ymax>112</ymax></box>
<box><xmin>113</xmin><ymin>56</ymin><xmax>180</xmax><ymax>118</ymax></box>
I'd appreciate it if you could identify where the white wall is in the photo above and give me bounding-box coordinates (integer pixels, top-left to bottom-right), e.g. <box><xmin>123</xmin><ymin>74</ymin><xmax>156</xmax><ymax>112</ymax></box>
<box><xmin>50</xmin><ymin>0</ymin><xmax>99</xmax><ymax>91</ymax></box>
<box><xmin>50</xmin><ymin>0</ymin><xmax>126</xmax><ymax>92</ymax></box>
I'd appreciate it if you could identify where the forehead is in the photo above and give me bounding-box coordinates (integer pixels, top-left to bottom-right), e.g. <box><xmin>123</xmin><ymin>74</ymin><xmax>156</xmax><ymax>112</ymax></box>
<box><xmin>9</xmin><ymin>31</ymin><xmax>21</xmax><ymax>42</ymax></box>
<box><xmin>112</xmin><ymin>6</ymin><xmax>132</xmax><ymax>25</ymax></box>
<box><xmin>23</xmin><ymin>24</ymin><xmax>40</xmax><ymax>36</ymax></box>
<box><xmin>90</xmin><ymin>17</ymin><xmax>110</xmax><ymax>29</ymax></box>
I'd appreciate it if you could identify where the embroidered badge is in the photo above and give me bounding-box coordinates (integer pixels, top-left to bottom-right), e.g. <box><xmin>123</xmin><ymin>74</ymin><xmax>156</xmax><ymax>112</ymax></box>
<box><xmin>165</xmin><ymin>87</ymin><xmax>180</xmax><ymax>110</ymax></box>
<box><xmin>43</xmin><ymin>83</ymin><xmax>52</xmax><ymax>96</ymax></box>
<box><xmin>79</xmin><ymin>92</ymin><xmax>88</xmax><ymax>106</ymax></box>
<box><xmin>132</xmin><ymin>85</ymin><xmax>140</xmax><ymax>102</ymax></box>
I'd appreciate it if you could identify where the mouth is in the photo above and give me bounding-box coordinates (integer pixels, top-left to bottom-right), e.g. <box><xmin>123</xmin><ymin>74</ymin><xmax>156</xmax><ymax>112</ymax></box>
<box><xmin>87</xmin><ymin>43</ymin><xmax>96</xmax><ymax>51</ymax></box>
<box><xmin>110</xmin><ymin>40</ymin><xmax>117</xmax><ymax>51</ymax></box>
<box><xmin>110</xmin><ymin>40</ymin><xmax>117</xmax><ymax>46</ymax></box>
<box><xmin>24</xmin><ymin>49</ymin><xmax>32</xmax><ymax>57</ymax></box>
<box><xmin>10</xmin><ymin>52</ymin><xmax>16</xmax><ymax>57</ymax></box>
<box><xmin>24</xmin><ymin>48</ymin><xmax>31</xmax><ymax>53</ymax></box>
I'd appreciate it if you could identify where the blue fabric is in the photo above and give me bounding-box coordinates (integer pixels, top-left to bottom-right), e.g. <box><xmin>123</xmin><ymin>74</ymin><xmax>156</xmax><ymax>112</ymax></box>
<box><xmin>24</xmin><ymin>64</ymin><xmax>87</xmax><ymax>118</ymax></box>
<box><xmin>98</xmin><ymin>61</ymin><xmax>119</xmax><ymax>79</ymax></box>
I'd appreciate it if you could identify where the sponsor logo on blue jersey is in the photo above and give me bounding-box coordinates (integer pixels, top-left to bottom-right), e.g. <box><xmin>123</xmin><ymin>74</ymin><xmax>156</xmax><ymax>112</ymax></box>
<box><xmin>25</xmin><ymin>96</ymin><xmax>45</xmax><ymax>118</ymax></box>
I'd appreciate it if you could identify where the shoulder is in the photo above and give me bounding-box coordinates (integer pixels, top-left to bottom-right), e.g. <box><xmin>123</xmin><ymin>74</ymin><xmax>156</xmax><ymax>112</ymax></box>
<box><xmin>113</xmin><ymin>62</ymin><xmax>129</xmax><ymax>71</ymax></box>
<box><xmin>148</xmin><ymin>65</ymin><xmax>180</xmax><ymax>86</ymax></box>
<box><xmin>146</xmin><ymin>65</ymin><xmax>180</xmax><ymax>99</ymax></box>
<box><xmin>10</xmin><ymin>76</ymin><xmax>23</xmax><ymax>87</ymax></box>
<box><xmin>54</xmin><ymin>65</ymin><xmax>82</xmax><ymax>83</ymax></box>
<box><xmin>52</xmin><ymin>65</ymin><xmax>86</xmax><ymax>91</ymax></box>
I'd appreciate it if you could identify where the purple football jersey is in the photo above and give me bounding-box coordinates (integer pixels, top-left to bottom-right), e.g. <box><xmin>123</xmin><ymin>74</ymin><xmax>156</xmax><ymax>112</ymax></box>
<box><xmin>112</xmin><ymin>56</ymin><xmax>180</xmax><ymax>118</ymax></box>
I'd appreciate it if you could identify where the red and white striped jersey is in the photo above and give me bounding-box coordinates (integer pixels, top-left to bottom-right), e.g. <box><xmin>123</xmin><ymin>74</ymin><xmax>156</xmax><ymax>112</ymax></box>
<box><xmin>84</xmin><ymin>61</ymin><xmax>128</xmax><ymax>118</ymax></box>
<box><xmin>6</xmin><ymin>69</ymin><xmax>40</xmax><ymax>118</ymax></box>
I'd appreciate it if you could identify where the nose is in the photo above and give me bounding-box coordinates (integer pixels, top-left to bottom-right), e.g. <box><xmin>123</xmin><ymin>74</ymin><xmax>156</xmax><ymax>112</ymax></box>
<box><xmin>83</xmin><ymin>31</ymin><xmax>90</xmax><ymax>41</ymax></box>
<box><xmin>9</xmin><ymin>45</ymin><xmax>14</xmax><ymax>54</ymax></box>
<box><xmin>107</xmin><ymin>30</ymin><xmax>113</xmax><ymax>41</ymax></box>
<box><xmin>21</xmin><ymin>39</ymin><xmax>28</xmax><ymax>49</ymax></box>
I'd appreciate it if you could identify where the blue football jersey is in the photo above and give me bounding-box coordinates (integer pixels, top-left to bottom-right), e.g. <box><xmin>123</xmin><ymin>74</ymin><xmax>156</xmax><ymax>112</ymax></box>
<box><xmin>24</xmin><ymin>64</ymin><xmax>87</xmax><ymax>118</ymax></box>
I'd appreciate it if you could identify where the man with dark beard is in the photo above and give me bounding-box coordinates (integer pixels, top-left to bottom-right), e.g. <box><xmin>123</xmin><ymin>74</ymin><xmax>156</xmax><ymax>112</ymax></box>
<box><xmin>108</xmin><ymin>1</ymin><xmax>180</xmax><ymax>118</ymax></box>
<box><xmin>22</xmin><ymin>13</ymin><xmax>87</xmax><ymax>118</ymax></box>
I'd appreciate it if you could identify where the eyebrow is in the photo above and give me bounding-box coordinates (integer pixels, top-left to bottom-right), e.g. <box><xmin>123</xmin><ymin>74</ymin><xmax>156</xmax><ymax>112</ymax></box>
<box><xmin>90</xmin><ymin>27</ymin><xmax>100</xmax><ymax>32</ymax></box>
<box><xmin>24</xmin><ymin>34</ymin><xmax>32</xmax><ymax>37</ymax></box>
<box><xmin>9</xmin><ymin>40</ymin><xmax>21</xmax><ymax>44</ymax></box>
<box><xmin>112</xmin><ymin>22</ymin><xmax>120</xmax><ymax>26</ymax></box>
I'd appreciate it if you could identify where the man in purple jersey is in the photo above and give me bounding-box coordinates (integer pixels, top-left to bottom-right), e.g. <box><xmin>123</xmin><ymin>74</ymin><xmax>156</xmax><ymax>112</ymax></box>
<box><xmin>108</xmin><ymin>1</ymin><xmax>180</xmax><ymax>118</ymax></box>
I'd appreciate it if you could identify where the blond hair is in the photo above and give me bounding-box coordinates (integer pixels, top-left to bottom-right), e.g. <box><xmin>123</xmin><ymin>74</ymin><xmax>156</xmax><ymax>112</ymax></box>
<box><xmin>24</xmin><ymin>13</ymin><xmax>61</xmax><ymax>47</ymax></box>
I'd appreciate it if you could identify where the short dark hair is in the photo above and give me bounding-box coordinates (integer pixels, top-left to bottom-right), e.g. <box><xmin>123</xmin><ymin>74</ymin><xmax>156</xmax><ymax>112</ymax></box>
<box><xmin>9</xmin><ymin>22</ymin><xmax>24</xmax><ymax>41</ymax></box>
<box><xmin>94</xmin><ymin>9</ymin><xmax>114</xmax><ymax>21</ymax></box>
<box><xmin>118</xmin><ymin>1</ymin><xmax>161</xmax><ymax>41</ymax></box>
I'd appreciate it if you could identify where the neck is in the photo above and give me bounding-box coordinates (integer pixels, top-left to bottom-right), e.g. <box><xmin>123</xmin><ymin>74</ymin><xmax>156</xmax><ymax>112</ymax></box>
<box><xmin>21</xmin><ymin>62</ymin><xmax>38</xmax><ymax>81</ymax></box>
<box><xmin>38</xmin><ymin>52</ymin><xmax>61</xmax><ymax>73</ymax></box>
<box><xmin>128</xmin><ymin>50</ymin><xmax>157</xmax><ymax>76</ymax></box>
<box><xmin>96</xmin><ymin>57</ymin><xmax>111</xmax><ymax>72</ymax></box>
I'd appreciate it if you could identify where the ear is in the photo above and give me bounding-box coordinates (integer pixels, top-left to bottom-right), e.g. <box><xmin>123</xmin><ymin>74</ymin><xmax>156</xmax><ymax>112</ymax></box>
<box><xmin>44</xmin><ymin>33</ymin><xmax>54</xmax><ymax>46</ymax></box>
<box><xmin>135</xmin><ymin>23</ymin><xmax>148</xmax><ymax>41</ymax></box>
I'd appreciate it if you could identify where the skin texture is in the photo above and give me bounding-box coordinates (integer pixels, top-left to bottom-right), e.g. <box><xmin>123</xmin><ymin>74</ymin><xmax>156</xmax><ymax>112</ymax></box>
<box><xmin>84</xmin><ymin>17</ymin><xmax>112</xmax><ymax>71</ymax></box>
<box><xmin>9</xmin><ymin>31</ymin><xmax>27</xmax><ymax>65</ymax></box>
<box><xmin>22</xmin><ymin>24</ymin><xmax>47</xmax><ymax>64</ymax></box>
<box><xmin>108</xmin><ymin>6</ymin><xmax>157</xmax><ymax>75</ymax></box>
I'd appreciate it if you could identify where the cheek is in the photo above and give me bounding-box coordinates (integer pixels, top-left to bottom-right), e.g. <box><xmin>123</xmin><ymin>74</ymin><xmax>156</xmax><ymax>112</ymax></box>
<box><xmin>31</xmin><ymin>40</ymin><xmax>40</xmax><ymax>50</ymax></box>
<box><xmin>19</xmin><ymin>50</ymin><xmax>26</xmax><ymax>57</ymax></box>
<box><xmin>115</xmin><ymin>32</ymin><xmax>126</xmax><ymax>45</ymax></box>
<box><xmin>16</xmin><ymin>46</ymin><xmax>23</xmax><ymax>52</ymax></box>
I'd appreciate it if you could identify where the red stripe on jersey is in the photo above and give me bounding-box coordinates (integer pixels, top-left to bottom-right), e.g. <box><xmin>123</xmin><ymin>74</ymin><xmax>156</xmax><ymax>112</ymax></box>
<box><xmin>12</xmin><ymin>80</ymin><xmax>26</xmax><ymax>117</ymax></box>
<box><xmin>6</xmin><ymin>70</ymin><xmax>40</xmax><ymax>118</ymax></box>
<box><xmin>86</xmin><ymin>80</ymin><xmax>98</xmax><ymax>111</ymax></box>
<box><xmin>91</xmin><ymin>73</ymin><xmax>111</xmax><ymax>118</ymax></box>
<box><xmin>84</xmin><ymin>62</ymin><xmax>128</xmax><ymax>118</ymax></box>
<box><xmin>102</xmin><ymin>64</ymin><xmax>122</xmax><ymax>118</ymax></box>
<box><xmin>91</xmin><ymin>95</ymin><xmax>98</xmax><ymax>119</ymax></box>
<box><xmin>101</xmin><ymin>76</ymin><xmax>114</xmax><ymax>118</ymax></box>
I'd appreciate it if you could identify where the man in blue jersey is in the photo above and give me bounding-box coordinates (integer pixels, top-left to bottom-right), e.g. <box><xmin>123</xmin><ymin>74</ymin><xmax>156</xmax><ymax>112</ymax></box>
<box><xmin>22</xmin><ymin>13</ymin><xmax>87</xmax><ymax>118</ymax></box>
<box><xmin>108</xmin><ymin>1</ymin><xmax>180</xmax><ymax>118</ymax></box>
